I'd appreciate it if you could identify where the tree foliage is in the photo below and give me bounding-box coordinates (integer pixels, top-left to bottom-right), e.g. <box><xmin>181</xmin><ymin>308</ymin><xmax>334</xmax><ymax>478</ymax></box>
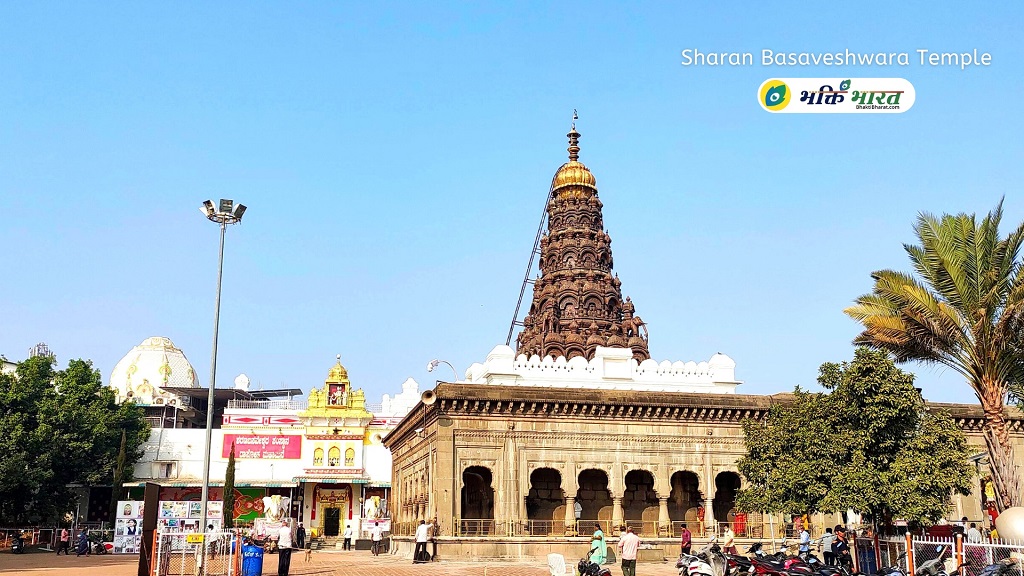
<box><xmin>844</xmin><ymin>202</ymin><xmax>1024</xmax><ymax>509</ymax></box>
<box><xmin>736</xmin><ymin>348</ymin><xmax>973</xmax><ymax>523</ymax></box>
<box><xmin>223</xmin><ymin>442</ymin><xmax>236</xmax><ymax>529</ymax></box>
<box><xmin>0</xmin><ymin>354</ymin><xmax>149</xmax><ymax>524</ymax></box>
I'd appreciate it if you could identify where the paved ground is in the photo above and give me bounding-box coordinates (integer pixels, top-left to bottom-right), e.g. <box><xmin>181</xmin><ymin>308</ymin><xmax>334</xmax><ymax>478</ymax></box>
<box><xmin>0</xmin><ymin>547</ymin><xmax>683</xmax><ymax>575</ymax></box>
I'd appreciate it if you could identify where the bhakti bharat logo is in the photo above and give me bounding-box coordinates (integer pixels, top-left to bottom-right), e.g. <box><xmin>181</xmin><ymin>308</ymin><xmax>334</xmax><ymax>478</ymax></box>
<box><xmin>757</xmin><ymin>78</ymin><xmax>915</xmax><ymax>113</ymax></box>
<box><xmin>759</xmin><ymin>79</ymin><xmax>791</xmax><ymax>111</ymax></box>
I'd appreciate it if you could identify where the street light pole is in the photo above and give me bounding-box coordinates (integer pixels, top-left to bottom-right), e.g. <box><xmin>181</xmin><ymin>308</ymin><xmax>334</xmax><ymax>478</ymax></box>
<box><xmin>199</xmin><ymin>199</ymin><xmax>247</xmax><ymax>533</ymax></box>
<box><xmin>426</xmin><ymin>359</ymin><xmax>458</xmax><ymax>383</ymax></box>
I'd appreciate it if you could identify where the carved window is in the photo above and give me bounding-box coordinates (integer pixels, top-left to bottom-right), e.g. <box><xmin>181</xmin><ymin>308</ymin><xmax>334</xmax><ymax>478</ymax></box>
<box><xmin>345</xmin><ymin>447</ymin><xmax>355</xmax><ymax>467</ymax></box>
<box><xmin>313</xmin><ymin>448</ymin><xmax>324</xmax><ymax>466</ymax></box>
<box><xmin>328</xmin><ymin>446</ymin><xmax>341</xmax><ymax>467</ymax></box>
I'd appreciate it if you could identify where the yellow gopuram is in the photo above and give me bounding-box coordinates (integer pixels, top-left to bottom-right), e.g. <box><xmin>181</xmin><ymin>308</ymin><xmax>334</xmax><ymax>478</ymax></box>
<box><xmin>297</xmin><ymin>355</ymin><xmax>376</xmax><ymax>539</ymax></box>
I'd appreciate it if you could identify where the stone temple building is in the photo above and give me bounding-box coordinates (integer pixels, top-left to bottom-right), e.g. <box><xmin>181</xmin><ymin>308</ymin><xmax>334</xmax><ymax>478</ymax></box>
<box><xmin>384</xmin><ymin>127</ymin><xmax>1024</xmax><ymax>561</ymax></box>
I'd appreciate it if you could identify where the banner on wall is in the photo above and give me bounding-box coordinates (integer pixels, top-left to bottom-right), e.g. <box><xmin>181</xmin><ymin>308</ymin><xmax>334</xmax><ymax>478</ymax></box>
<box><xmin>360</xmin><ymin>518</ymin><xmax>391</xmax><ymax>533</ymax></box>
<box><xmin>222</xmin><ymin>434</ymin><xmax>302</xmax><ymax>459</ymax></box>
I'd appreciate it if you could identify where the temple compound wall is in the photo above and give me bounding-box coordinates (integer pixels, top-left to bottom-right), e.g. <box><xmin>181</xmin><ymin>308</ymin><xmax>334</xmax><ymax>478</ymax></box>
<box><xmin>384</xmin><ymin>345</ymin><xmax>1024</xmax><ymax>562</ymax></box>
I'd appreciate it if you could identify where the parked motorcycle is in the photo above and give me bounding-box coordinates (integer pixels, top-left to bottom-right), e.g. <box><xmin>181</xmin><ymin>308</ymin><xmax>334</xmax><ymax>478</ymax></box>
<box><xmin>578</xmin><ymin>547</ymin><xmax>612</xmax><ymax>576</ymax></box>
<box><xmin>745</xmin><ymin>540</ymin><xmax>841</xmax><ymax>576</ymax></box>
<box><xmin>978</xmin><ymin>558</ymin><xmax>1019</xmax><ymax>576</ymax></box>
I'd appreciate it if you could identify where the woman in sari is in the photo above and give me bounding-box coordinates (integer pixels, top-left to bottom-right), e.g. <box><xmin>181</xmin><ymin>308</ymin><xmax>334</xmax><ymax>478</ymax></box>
<box><xmin>589</xmin><ymin>523</ymin><xmax>607</xmax><ymax>565</ymax></box>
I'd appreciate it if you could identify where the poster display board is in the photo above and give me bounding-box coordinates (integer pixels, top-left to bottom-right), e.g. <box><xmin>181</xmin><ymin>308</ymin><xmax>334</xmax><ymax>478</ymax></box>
<box><xmin>157</xmin><ymin>500</ymin><xmax>223</xmax><ymax>533</ymax></box>
<box><xmin>114</xmin><ymin>500</ymin><xmax>143</xmax><ymax>554</ymax></box>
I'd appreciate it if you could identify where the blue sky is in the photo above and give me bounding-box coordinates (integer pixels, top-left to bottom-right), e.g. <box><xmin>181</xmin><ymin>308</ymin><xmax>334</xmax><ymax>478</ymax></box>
<box><xmin>1</xmin><ymin>2</ymin><xmax>1021</xmax><ymax>404</ymax></box>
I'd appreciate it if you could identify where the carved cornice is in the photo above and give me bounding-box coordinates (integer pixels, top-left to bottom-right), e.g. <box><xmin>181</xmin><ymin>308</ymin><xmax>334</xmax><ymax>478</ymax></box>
<box><xmin>437</xmin><ymin>395</ymin><xmax>768</xmax><ymax>424</ymax></box>
<box><xmin>453</xmin><ymin>429</ymin><xmax>746</xmax><ymax>446</ymax></box>
<box><xmin>425</xmin><ymin>385</ymin><xmax>1024</xmax><ymax>434</ymax></box>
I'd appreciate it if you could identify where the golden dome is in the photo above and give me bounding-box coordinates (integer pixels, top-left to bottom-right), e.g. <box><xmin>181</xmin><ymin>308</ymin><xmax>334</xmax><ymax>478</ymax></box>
<box><xmin>551</xmin><ymin>161</ymin><xmax>597</xmax><ymax>192</ymax></box>
<box><xmin>326</xmin><ymin>354</ymin><xmax>349</xmax><ymax>382</ymax></box>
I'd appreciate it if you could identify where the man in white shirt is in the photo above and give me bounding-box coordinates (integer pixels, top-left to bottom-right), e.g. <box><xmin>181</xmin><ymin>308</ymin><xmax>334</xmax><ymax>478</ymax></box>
<box><xmin>799</xmin><ymin>527</ymin><xmax>811</xmax><ymax>556</ymax></box>
<box><xmin>413</xmin><ymin>519</ymin><xmax>434</xmax><ymax>563</ymax></box>
<box><xmin>343</xmin><ymin>524</ymin><xmax>353</xmax><ymax>551</ymax></box>
<box><xmin>277</xmin><ymin>523</ymin><xmax>293</xmax><ymax>576</ymax></box>
<box><xmin>617</xmin><ymin>526</ymin><xmax>641</xmax><ymax>576</ymax></box>
<box><xmin>370</xmin><ymin>521</ymin><xmax>384</xmax><ymax>556</ymax></box>
<box><xmin>967</xmin><ymin>523</ymin><xmax>983</xmax><ymax>543</ymax></box>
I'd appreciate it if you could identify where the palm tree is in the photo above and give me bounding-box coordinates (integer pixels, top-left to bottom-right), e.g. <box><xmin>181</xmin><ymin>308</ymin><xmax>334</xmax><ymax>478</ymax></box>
<box><xmin>845</xmin><ymin>202</ymin><xmax>1024</xmax><ymax>510</ymax></box>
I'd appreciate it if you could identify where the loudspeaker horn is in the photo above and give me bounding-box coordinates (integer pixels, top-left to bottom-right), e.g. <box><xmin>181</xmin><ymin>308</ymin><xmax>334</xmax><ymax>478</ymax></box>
<box><xmin>421</xmin><ymin>390</ymin><xmax>437</xmax><ymax>406</ymax></box>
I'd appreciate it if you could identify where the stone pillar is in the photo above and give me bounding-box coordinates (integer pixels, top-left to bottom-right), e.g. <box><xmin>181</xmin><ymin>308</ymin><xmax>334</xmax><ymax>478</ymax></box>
<box><xmin>565</xmin><ymin>496</ymin><xmax>577</xmax><ymax>536</ymax></box>
<box><xmin>659</xmin><ymin>497</ymin><xmax>670</xmax><ymax>537</ymax></box>
<box><xmin>704</xmin><ymin>495</ymin><xmax>715</xmax><ymax>537</ymax></box>
<box><xmin>612</xmin><ymin>497</ymin><xmax>624</xmax><ymax>535</ymax></box>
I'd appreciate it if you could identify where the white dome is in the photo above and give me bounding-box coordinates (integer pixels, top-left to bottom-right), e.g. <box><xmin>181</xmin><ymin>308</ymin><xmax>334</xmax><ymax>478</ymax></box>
<box><xmin>109</xmin><ymin>337</ymin><xmax>199</xmax><ymax>406</ymax></box>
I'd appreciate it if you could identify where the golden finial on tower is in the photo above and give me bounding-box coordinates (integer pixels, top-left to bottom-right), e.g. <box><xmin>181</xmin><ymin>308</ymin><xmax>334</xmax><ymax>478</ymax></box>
<box><xmin>567</xmin><ymin>109</ymin><xmax>580</xmax><ymax>161</ymax></box>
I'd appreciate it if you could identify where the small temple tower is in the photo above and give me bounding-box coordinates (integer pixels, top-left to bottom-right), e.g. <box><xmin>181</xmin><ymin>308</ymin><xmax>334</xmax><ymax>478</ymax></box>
<box><xmin>515</xmin><ymin>126</ymin><xmax>651</xmax><ymax>361</ymax></box>
<box><xmin>301</xmin><ymin>355</ymin><xmax>372</xmax><ymax>424</ymax></box>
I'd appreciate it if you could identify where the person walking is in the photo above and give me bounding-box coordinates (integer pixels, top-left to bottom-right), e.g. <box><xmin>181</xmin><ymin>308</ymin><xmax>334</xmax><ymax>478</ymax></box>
<box><xmin>799</xmin><ymin>526</ymin><xmax>811</xmax><ymax>557</ymax></box>
<box><xmin>832</xmin><ymin>527</ymin><xmax>851</xmax><ymax>569</ymax></box>
<box><xmin>618</xmin><ymin>526</ymin><xmax>641</xmax><ymax>576</ymax></box>
<box><xmin>680</xmin><ymin>523</ymin><xmax>692</xmax><ymax>557</ymax></box>
<box><xmin>76</xmin><ymin>528</ymin><xmax>90</xmax><ymax>557</ymax></box>
<box><xmin>343</xmin><ymin>523</ymin><xmax>353</xmax><ymax>551</ymax></box>
<box><xmin>277</xmin><ymin>523</ymin><xmax>293</xmax><ymax>576</ymax></box>
<box><xmin>57</xmin><ymin>527</ymin><xmax>70</xmax><ymax>555</ymax></box>
<box><xmin>590</xmin><ymin>523</ymin><xmax>607</xmax><ymax>565</ymax></box>
<box><xmin>296</xmin><ymin>523</ymin><xmax>306</xmax><ymax>550</ymax></box>
<box><xmin>413</xmin><ymin>519</ymin><xmax>434</xmax><ymax>563</ymax></box>
<box><xmin>820</xmin><ymin>527</ymin><xmax>836</xmax><ymax>566</ymax></box>
<box><xmin>722</xmin><ymin>525</ymin><xmax>737</xmax><ymax>554</ymax></box>
<box><xmin>370</xmin><ymin>521</ymin><xmax>383</xmax><ymax>556</ymax></box>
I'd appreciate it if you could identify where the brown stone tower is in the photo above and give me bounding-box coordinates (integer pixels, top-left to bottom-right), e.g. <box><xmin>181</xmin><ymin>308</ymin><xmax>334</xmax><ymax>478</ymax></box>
<box><xmin>515</xmin><ymin>126</ymin><xmax>650</xmax><ymax>361</ymax></box>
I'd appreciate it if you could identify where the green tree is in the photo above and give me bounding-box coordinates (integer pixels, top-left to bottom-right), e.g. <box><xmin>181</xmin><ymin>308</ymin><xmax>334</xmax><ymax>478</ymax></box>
<box><xmin>737</xmin><ymin>348</ymin><xmax>973</xmax><ymax>524</ymax></box>
<box><xmin>845</xmin><ymin>203</ymin><xmax>1024</xmax><ymax>510</ymax></box>
<box><xmin>0</xmin><ymin>355</ymin><xmax>149</xmax><ymax>524</ymax></box>
<box><xmin>109</xmin><ymin>429</ymin><xmax>128</xmax><ymax>522</ymax></box>
<box><xmin>223</xmin><ymin>442</ymin><xmax>236</xmax><ymax>529</ymax></box>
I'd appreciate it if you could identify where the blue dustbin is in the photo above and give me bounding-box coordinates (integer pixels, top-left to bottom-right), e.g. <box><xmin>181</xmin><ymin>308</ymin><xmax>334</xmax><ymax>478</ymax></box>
<box><xmin>241</xmin><ymin>543</ymin><xmax>264</xmax><ymax>576</ymax></box>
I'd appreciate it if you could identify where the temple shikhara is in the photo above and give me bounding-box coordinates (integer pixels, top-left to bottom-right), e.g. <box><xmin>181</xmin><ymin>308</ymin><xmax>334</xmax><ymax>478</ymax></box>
<box><xmin>516</xmin><ymin>126</ymin><xmax>650</xmax><ymax>362</ymax></box>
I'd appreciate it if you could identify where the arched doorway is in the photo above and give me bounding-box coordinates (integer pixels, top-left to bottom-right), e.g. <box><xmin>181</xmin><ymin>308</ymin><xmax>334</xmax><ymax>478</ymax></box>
<box><xmin>461</xmin><ymin>466</ymin><xmax>494</xmax><ymax>535</ymax></box>
<box><xmin>577</xmin><ymin>469</ymin><xmax>612</xmax><ymax>532</ymax></box>
<box><xmin>713</xmin><ymin>471</ymin><xmax>741</xmax><ymax>523</ymax></box>
<box><xmin>623</xmin><ymin>470</ymin><xmax>659</xmax><ymax>533</ymax></box>
<box><xmin>669</xmin><ymin>471</ymin><xmax>702</xmax><ymax>535</ymax></box>
<box><xmin>526</xmin><ymin>468</ymin><xmax>564</xmax><ymax>535</ymax></box>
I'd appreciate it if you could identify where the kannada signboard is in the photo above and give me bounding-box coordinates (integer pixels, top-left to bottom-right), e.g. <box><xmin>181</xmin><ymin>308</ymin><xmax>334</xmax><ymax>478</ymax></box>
<box><xmin>222</xmin><ymin>434</ymin><xmax>302</xmax><ymax>459</ymax></box>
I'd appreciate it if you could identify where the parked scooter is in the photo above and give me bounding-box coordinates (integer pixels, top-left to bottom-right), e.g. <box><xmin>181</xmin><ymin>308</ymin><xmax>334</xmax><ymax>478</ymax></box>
<box><xmin>88</xmin><ymin>532</ymin><xmax>108</xmax><ymax>555</ymax></box>
<box><xmin>873</xmin><ymin>552</ymin><xmax>908</xmax><ymax>576</ymax></box>
<box><xmin>578</xmin><ymin>547</ymin><xmax>612</xmax><ymax>576</ymax></box>
<box><xmin>10</xmin><ymin>532</ymin><xmax>25</xmax><ymax>554</ymax></box>
<box><xmin>678</xmin><ymin>540</ymin><xmax>729</xmax><ymax>576</ymax></box>
<box><xmin>914</xmin><ymin>546</ymin><xmax>966</xmax><ymax>576</ymax></box>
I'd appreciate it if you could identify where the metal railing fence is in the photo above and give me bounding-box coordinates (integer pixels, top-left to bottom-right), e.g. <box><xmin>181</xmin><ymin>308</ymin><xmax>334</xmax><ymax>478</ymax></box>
<box><xmin>155</xmin><ymin>530</ymin><xmax>237</xmax><ymax>576</ymax></box>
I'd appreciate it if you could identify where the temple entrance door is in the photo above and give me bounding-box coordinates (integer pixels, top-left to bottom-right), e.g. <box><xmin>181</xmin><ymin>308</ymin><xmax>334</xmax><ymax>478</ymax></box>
<box><xmin>324</xmin><ymin>508</ymin><xmax>341</xmax><ymax>536</ymax></box>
